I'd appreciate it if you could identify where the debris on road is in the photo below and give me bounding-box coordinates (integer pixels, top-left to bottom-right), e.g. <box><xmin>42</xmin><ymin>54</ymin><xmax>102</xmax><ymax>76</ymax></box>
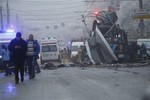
<box><xmin>43</xmin><ymin>62</ymin><xmax>57</xmax><ymax>70</ymax></box>
<box><xmin>91</xmin><ymin>62</ymin><xmax>150</xmax><ymax>69</ymax></box>
<box><xmin>42</xmin><ymin>61</ymin><xmax>150</xmax><ymax>70</ymax></box>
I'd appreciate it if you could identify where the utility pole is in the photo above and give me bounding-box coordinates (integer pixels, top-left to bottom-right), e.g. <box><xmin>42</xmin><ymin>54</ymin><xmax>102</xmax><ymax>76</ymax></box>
<box><xmin>138</xmin><ymin>0</ymin><xmax>144</xmax><ymax>38</ymax></box>
<box><xmin>0</xmin><ymin>0</ymin><xmax>3</xmax><ymax>30</ymax></box>
<box><xmin>6</xmin><ymin>0</ymin><xmax>10</xmax><ymax>28</ymax></box>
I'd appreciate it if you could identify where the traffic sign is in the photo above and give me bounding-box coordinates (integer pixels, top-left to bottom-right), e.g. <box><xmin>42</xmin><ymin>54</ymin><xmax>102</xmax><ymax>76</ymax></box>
<box><xmin>133</xmin><ymin>9</ymin><xmax>150</xmax><ymax>19</ymax></box>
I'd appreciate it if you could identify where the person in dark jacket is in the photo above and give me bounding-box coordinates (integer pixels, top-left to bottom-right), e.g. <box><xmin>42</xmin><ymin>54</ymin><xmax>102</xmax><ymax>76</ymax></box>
<box><xmin>8</xmin><ymin>32</ymin><xmax>27</xmax><ymax>84</ymax></box>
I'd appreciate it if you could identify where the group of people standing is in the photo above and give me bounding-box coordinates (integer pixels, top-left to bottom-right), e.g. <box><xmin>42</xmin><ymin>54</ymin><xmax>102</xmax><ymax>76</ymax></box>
<box><xmin>0</xmin><ymin>32</ymin><xmax>40</xmax><ymax>84</ymax></box>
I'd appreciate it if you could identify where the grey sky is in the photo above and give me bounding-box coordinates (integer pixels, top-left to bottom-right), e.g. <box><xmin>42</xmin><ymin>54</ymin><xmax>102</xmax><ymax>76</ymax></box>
<box><xmin>8</xmin><ymin>0</ymin><xmax>86</xmax><ymax>41</ymax></box>
<box><xmin>7</xmin><ymin>0</ymin><xmax>111</xmax><ymax>41</ymax></box>
<box><xmin>2</xmin><ymin>0</ymin><xmax>142</xmax><ymax>42</ymax></box>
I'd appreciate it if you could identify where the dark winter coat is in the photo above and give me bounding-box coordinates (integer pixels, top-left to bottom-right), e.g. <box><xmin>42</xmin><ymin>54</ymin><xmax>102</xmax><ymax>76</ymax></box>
<box><xmin>8</xmin><ymin>38</ymin><xmax>27</xmax><ymax>62</ymax></box>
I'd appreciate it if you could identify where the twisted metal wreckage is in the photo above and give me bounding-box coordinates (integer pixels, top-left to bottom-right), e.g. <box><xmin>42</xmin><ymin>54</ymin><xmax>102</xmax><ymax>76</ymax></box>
<box><xmin>85</xmin><ymin>10</ymin><xmax>128</xmax><ymax>64</ymax></box>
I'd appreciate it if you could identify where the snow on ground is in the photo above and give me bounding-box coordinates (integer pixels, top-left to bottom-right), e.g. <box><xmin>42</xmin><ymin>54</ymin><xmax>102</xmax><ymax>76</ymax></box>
<box><xmin>0</xmin><ymin>66</ymin><xmax>150</xmax><ymax>100</ymax></box>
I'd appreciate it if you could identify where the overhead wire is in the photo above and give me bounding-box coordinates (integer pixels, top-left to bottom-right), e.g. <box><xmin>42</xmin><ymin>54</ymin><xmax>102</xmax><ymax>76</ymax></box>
<box><xmin>12</xmin><ymin>6</ymin><xmax>84</xmax><ymax>13</ymax></box>
<box><xmin>11</xmin><ymin>1</ymin><xmax>85</xmax><ymax>18</ymax></box>
<box><xmin>8</xmin><ymin>0</ymin><xmax>87</xmax><ymax>31</ymax></box>
<box><xmin>15</xmin><ymin>1</ymin><xmax>83</xmax><ymax>5</ymax></box>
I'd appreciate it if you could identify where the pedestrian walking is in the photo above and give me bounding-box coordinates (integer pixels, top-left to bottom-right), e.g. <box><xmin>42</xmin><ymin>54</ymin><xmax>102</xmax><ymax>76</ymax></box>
<box><xmin>0</xmin><ymin>45</ymin><xmax>11</xmax><ymax>76</ymax></box>
<box><xmin>8</xmin><ymin>32</ymin><xmax>27</xmax><ymax>84</ymax></box>
<box><xmin>26</xmin><ymin>34</ymin><xmax>40</xmax><ymax>79</ymax></box>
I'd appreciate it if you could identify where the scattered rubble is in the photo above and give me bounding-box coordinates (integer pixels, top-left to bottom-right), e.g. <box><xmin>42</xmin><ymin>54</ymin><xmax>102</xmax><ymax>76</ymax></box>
<box><xmin>90</xmin><ymin>62</ymin><xmax>150</xmax><ymax>69</ymax></box>
<box><xmin>43</xmin><ymin>62</ymin><xmax>57</xmax><ymax>70</ymax></box>
<box><xmin>43</xmin><ymin>62</ymin><xmax>76</xmax><ymax>70</ymax></box>
<box><xmin>42</xmin><ymin>61</ymin><xmax>150</xmax><ymax>70</ymax></box>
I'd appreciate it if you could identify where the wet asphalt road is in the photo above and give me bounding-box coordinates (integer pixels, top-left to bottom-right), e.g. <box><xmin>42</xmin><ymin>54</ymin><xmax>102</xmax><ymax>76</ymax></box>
<box><xmin>0</xmin><ymin>67</ymin><xmax>150</xmax><ymax>100</ymax></box>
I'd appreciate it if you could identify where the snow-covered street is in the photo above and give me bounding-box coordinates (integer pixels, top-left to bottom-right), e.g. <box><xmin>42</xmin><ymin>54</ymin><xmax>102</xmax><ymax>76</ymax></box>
<box><xmin>0</xmin><ymin>66</ymin><xmax>150</xmax><ymax>100</ymax></box>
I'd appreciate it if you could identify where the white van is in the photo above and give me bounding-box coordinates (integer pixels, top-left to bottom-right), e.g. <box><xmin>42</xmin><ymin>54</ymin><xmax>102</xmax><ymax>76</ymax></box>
<box><xmin>0</xmin><ymin>32</ymin><xmax>16</xmax><ymax>69</ymax></box>
<box><xmin>71</xmin><ymin>42</ymin><xmax>84</xmax><ymax>58</ymax></box>
<box><xmin>40</xmin><ymin>37</ymin><xmax>60</xmax><ymax>64</ymax></box>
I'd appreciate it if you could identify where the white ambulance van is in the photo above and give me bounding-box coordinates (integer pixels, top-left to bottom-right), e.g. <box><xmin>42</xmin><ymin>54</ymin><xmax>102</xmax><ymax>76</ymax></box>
<box><xmin>40</xmin><ymin>37</ymin><xmax>60</xmax><ymax>64</ymax></box>
<box><xmin>0</xmin><ymin>32</ymin><xmax>16</xmax><ymax>70</ymax></box>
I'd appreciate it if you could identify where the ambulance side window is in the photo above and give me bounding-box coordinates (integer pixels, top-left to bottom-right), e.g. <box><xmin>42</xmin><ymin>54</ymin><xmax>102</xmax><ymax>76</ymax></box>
<box><xmin>49</xmin><ymin>45</ymin><xmax>57</xmax><ymax>52</ymax></box>
<box><xmin>42</xmin><ymin>46</ymin><xmax>50</xmax><ymax>52</ymax></box>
